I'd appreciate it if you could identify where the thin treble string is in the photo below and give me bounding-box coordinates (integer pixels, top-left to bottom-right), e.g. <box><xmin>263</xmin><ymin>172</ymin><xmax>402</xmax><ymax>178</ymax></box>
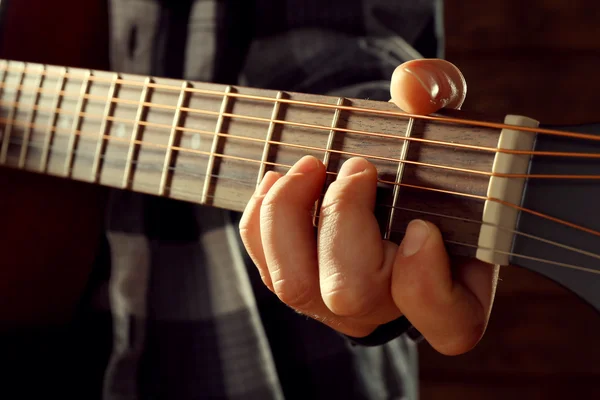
<box><xmin>1</xmin><ymin>99</ymin><xmax>599</xmax><ymax>181</ymax></box>
<box><xmin>2</xmin><ymin>82</ymin><xmax>599</xmax><ymax>162</ymax></box>
<box><xmin>1</xmin><ymin>62</ymin><xmax>599</xmax><ymax>143</ymax></box>
<box><xmin>116</xmin><ymin>175</ymin><xmax>600</xmax><ymax>276</ymax></box>
<box><xmin>423</xmin><ymin>235</ymin><xmax>600</xmax><ymax>276</ymax></box>
<box><xmin>380</xmin><ymin>204</ymin><xmax>600</xmax><ymax>262</ymax></box>
<box><xmin>3</xmin><ymin>122</ymin><xmax>600</xmax><ymax>241</ymax></box>
<box><xmin>0</xmin><ymin>103</ymin><xmax>493</xmax><ymax>179</ymax></box>
<box><xmin>6</xmin><ymin>135</ymin><xmax>600</xmax><ymax>270</ymax></box>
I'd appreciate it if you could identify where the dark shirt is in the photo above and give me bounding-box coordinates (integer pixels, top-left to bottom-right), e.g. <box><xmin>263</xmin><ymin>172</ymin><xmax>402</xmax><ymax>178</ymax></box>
<box><xmin>97</xmin><ymin>1</ymin><xmax>442</xmax><ymax>398</ymax></box>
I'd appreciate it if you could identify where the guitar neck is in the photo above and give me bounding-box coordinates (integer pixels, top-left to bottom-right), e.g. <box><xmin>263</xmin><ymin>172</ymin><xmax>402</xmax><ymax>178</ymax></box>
<box><xmin>0</xmin><ymin>59</ymin><xmax>509</xmax><ymax>260</ymax></box>
<box><xmin>4</xmin><ymin>59</ymin><xmax>600</xmax><ymax>316</ymax></box>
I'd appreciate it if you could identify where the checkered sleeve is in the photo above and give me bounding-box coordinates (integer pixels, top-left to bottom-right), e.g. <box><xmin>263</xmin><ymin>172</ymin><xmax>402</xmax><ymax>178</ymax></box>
<box><xmin>100</xmin><ymin>1</ymin><xmax>441</xmax><ymax>399</ymax></box>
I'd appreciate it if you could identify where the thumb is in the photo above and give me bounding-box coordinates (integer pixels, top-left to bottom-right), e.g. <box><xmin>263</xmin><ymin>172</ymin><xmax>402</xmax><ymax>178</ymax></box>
<box><xmin>390</xmin><ymin>220</ymin><xmax>490</xmax><ymax>356</ymax></box>
<box><xmin>390</xmin><ymin>59</ymin><xmax>467</xmax><ymax>115</ymax></box>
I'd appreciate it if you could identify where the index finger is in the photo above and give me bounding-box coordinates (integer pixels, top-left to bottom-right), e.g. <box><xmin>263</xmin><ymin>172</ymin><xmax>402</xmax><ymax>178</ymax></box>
<box><xmin>390</xmin><ymin>58</ymin><xmax>467</xmax><ymax>115</ymax></box>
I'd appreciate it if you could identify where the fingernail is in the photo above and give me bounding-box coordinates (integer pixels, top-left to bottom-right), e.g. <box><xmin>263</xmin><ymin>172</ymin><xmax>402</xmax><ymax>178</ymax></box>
<box><xmin>338</xmin><ymin>157</ymin><xmax>369</xmax><ymax>179</ymax></box>
<box><xmin>287</xmin><ymin>155</ymin><xmax>321</xmax><ymax>175</ymax></box>
<box><xmin>403</xmin><ymin>66</ymin><xmax>441</xmax><ymax>103</ymax></box>
<box><xmin>402</xmin><ymin>220</ymin><xmax>430</xmax><ymax>257</ymax></box>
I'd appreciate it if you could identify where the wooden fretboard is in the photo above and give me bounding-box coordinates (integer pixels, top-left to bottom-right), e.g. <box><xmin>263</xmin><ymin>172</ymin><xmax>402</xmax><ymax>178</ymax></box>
<box><xmin>0</xmin><ymin>59</ymin><xmax>503</xmax><ymax>258</ymax></box>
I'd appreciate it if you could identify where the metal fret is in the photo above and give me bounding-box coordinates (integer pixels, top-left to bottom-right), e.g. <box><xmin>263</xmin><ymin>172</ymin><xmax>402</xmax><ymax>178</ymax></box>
<box><xmin>91</xmin><ymin>73</ymin><xmax>119</xmax><ymax>182</ymax></box>
<box><xmin>313</xmin><ymin>97</ymin><xmax>345</xmax><ymax>227</ymax></box>
<box><xmin>40</xmin><ymin>67</ymin><xmax>67</xmax><ymax>172</ymax></box>
<box><xmin>63</xmin><ymin>70</ymin><xmax>91</xmax><ymax>176</ymax></box>
<box><xmin>201</xmin><ymin>85</ymin><xmax>232</xmax><ymax>204</ymax></box>
<box><xmin>159</xmin><ymin>81</ymin><xmax>189</xmax><ymax>196</ymax></box>
<box><xmin>0</xmin><ymin>59</ymin><xmax>9</xmax><ymax>97</ymax></box>
<box><xmin>384</xmin><ymin>117</ymin><xmax>415</xmax><ymax>240</ymax></box>
<box><xmin>256</xmin><ymin>91</ymin><xmax>283</xmax><ymax>187</ymax></box>
<box><xmin>0</xmin><ymin>62</ymin><xmax>26</xmax><ymax>164</ymax></box>
<box><xmin>0</xmin><ymin>60</ymin><xmax>10</xmax><ymax>164</ymax></box>
<box><xmin>18</xmin><ymin>65</ymin><xmax>45</xmax><ymax>168</ymax></box>
<box><xmin>122</xmin><ymin>77</ymin><xmax>151</xmax><ymax>189</ymax></box>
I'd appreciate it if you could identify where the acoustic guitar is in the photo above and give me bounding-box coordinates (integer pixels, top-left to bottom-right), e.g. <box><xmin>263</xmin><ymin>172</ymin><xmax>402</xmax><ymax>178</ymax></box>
<box><xmin>0</xmin><ymin>57</ymin><xmax>598</xmax><ymax>315</ymax></box>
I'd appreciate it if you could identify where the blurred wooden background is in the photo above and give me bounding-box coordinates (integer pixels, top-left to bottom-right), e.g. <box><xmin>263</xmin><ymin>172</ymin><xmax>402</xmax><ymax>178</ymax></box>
<box><xmin>1</xmin><ymin>0</ymin><xmax>600</xmax><ymax>399</ymax></box>
<box><xmin>419</xmin><ymin>1</ymin><xmax>600</xmax><ymax>399</ymax></box>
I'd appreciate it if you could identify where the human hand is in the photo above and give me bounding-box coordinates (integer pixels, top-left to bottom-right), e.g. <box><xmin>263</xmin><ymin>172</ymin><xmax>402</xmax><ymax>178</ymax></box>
<box><xmin>239</xmin><ymin>59</ymin><xmax>497</xmax><ymax>356</ymax></box>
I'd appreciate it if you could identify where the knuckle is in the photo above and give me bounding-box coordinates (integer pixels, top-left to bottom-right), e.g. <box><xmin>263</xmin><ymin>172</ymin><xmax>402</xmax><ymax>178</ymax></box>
<box><xmin>438</xmin><ymin>323</ymin><xmax>486</xmax><ymax>356</ymax></box>
<box><xmin>321</xmin><ymin>273</ymin><xmax>374</xmax><ymax>318</ymax></box>
<box><xmin>319</xmin><ymin>178</ymin><xmax>363</xmax><ymax>220</ymax></box>
<box><xmin>259</xmin><ymin>197</ymin><xmax>277</xmax><ymax>224</ymax></box>
<box><xmin>319</xmin><ymin>197</ymin><xmax>350</xmax><ymax>220</ymax></box>
<box><xmin>395</xmin><ymin>276</ymin><xmax>430</xmax><ymax>308</ymax></box>
<box><xmin>272</xmin><ymin>278</ymin><xmax>316</xmax><ymax>311</ymax></box>
<box><xmin>323</xmin><ymin>288</ymin><xmax>373</xmax><ymax>318</ymax></box>
<box><xmin>394</xmin><ymin>263</ymin><xmax>439</xmax><ymax>309</ymax></box>
<box><xmin>258</xmin><ymin>271</ymin><xmax>274</xmax><ymax>293</ymax></box>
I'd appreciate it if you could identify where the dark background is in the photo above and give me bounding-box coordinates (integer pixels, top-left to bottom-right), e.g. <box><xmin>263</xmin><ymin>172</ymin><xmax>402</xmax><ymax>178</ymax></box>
<box><xmin>423</xmin><ymin>1</ymin><xmax>600</xmax><ymax>398</ymax></box>
<box><xmin>1</xmin><ymin>0</ymin><xmax>599</xmax><ymax>398</ymax></box>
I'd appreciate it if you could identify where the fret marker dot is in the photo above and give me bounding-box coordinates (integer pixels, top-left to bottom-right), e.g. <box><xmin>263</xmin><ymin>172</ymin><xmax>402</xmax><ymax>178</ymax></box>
<box><xmin>191</xmin><ymin>134</ymin><xmax>201</xmax><ymax>150</ymax></box>
<box><xmin>116</xmin><ymin>123</ymin><xmax>126</xmax><ymax>138</ymax></box>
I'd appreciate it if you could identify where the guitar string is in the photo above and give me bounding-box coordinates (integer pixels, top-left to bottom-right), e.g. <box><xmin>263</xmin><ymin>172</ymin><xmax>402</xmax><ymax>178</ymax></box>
<box><xmin>4</xmin><ymin>123</ymin><xmax>600</xmax><ymax>257</ymax></box>
<box><xmin>1</xmin><ymin>82</ymin><xmax>600</xmax><ymax>162</ymax></box>
<box><xmin>0</xmin><ymin>62</ymin><xmax>599</xmax><ymax>143</ymax></box>
<box><xmin>3</xmin><ymin>61</ymin><xmax>600</xmax><ymax>144</ymax></box>
<box><xmin>1</xmin><ymin>116</ymin><xmax>599</xmax><ymax>239</ymax></box>
<box><xmin>1</xmin><ymin>65</ymin><xmax>600</xmax><ymax>240</ymax></box>
<box><xmin>125</xmin><ymin>179</ymin><xmax>600</xmax><ymax>276</ymax></box>
<box><xmin>393</xmin><ymin>230</ymin><xmax>600</xmax><ymax>276</ymax></box>
<box><xmin>378</xmin><ymin>206</ymin><xmax>600</xmax><ymax>262</ymax></box>
<box><xmin>446</xmin><ymin>242</ymin><xmax>600</xmax><ymax>276</ymax></box>
<box><xmin>1</xmin><ymin>69</ymin><xmax>600</xmax><ymax>159</ymax></box>
<box><xmin>315</xmin><ymin>203</ymin><xmax>600</xmax><ymax>263</ymax></box>
<box><xmin>4</xmin><ymin>137</ymin><xmax>599</xmax><ymax>274</ymax></box>
<box><xmin>3</xmin><ymin>68</ymin><xmax>600</xmax><ymax>290</ymax></box>
<box><xmin>1</xmin><ymin>99</ymin><xmax>599</xmax><ymax>182</ymax></box>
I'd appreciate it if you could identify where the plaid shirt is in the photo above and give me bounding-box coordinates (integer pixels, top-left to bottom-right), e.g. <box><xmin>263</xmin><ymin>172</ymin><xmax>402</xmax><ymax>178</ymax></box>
<box><xmin>93</xmin><ymin>1</ymin><xmax>442</xmax><ymax>399</ymax></box>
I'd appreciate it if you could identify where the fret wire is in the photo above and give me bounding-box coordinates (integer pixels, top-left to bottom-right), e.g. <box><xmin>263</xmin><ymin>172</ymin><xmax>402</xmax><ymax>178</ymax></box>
<box><xmin>3</xmin><ymin>74</ymin><xmax>597</xmax><ymax>159</ymax></box>
<box><xmin>201</xmin><ymin>85</ymin><xmax>232</xmax><ymax>204</ymax></box>
<box><xmin>91</xmin><ymin>72</ymin><xmax>119</xmax><ymax>182</ymax></box>
<box><xmin>6</xmin><ymin>98</ymin><xmax>598</xmax><ymax>180</ymax></box>
<box><xmin>0</xmin><ymin>94</ymin><xmax>492</xmax><ymax>178</ymax></box>
<box><xmin>312</xmin><ymin>97</ymin><xmax>345</xmax><ymax>227</ymax></box>
<box><xmin>5</xmin><ymin>112</ymin><xmax>600</xmax><ymax>239</ymax></box>
<box><xmin>256</xmin><ymin>90</ymin><xmax>283</xmax><ymax>188</ymax></box>
<box><xmin>0</xmin><ymin>62</ymin><xmax>26</xmax><ymax>164</ymax></box>
<box><xmin>159</xmin><ymin>81</ymin><xmax>189</xmax><ymax>196</ymax></box>
<box><xmin>63</xmin><ymin>70</ymin><xmax>91</xmax><ymax>176</ymax></box>
<box><xmin>2</xmin><ymin>61</ymin><xmax>599</xmax><ymax>145</ymax></box>
<box><xmin>384</xmin><ymin>117</ymin><xmax>415</xmax><ymax>240</ymax></box>
<box><xmin>122</xmin><ymin>77</ymin><xmax>152</xmax><ymax>189</ymax></box>
<box><xmin>0</xmin><ymin>82</ymin><xmax>507</xmax><ymax>175</ymax></box>
<box><xmin>18</xmin><ymin>65</ymin><xmax>45</xmax><ymax>168</ymax></box>
<box><xmin>40</xmin><ymin>67</ymin><xmax>67</xmax><ymax>172</ymax></box>
<box><xmin>0</xmin><ymin>60</ymin><xmax>9</xmax><ymax>95</ymax></box>
<box><xmin>0</xmin><ymin>60</ymin><xmax>10</xmax><ymax>164</ymax></box>
<box><xmin>8</xmin><ymin>128</ymin><xmax>600</xmax><ymax>272</ymax></box>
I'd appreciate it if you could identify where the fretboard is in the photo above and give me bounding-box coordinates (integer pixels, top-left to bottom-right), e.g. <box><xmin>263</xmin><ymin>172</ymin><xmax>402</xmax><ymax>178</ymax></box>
<box><xmin>0</xmin><ymin>59</ymin><xmax>503</xmax><ymax>258</ymax></box>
